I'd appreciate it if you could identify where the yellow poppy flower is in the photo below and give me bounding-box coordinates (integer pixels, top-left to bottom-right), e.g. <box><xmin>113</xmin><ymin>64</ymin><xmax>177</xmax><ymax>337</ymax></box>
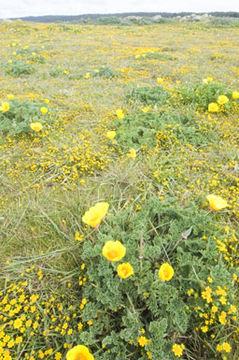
<box><xmin>102</xmin><ymin>241</ymin><xmax>126</xmax><ymax>262</ymax></box>
<box><xmin>66</xmin><ymin>345</ymin><xmax>94</xmax><ymax>360</ymax></box>
<box><xmin>40</xmin><ymin>106</ymin><xmax>48</xmax><ymax>115</ymax></box>
<box><xmin>117</xmin><ymin>263</ymin><xmax>134</xmax><ymax>279</ymax></box>
<box><xmin>106</xmin><ymin>131</ymin><xmax>116</xmax><ymax>140</ymax></box>
<box><xmin>30</xmin><ymin>122</ymin><xmax>43</xmax><ymax>132</ymax></box>
<box><xmin>116</xmin><ymin>109</ymin><xmax>124</xmax><ymax>120</ymax></box>
<box><xmin>208</xmin><ymin>103</ymin><xmax>219</xmax><ymax>112</ymax></box>
<box><xmin>82</xmin><ymin>202</ymin><xmax>109</xmax><ymax>228</ymax></box>
<box><xmin>232</xmin><ymin>91</ymin><xmax>239</xmax><ymax>100</ymax></box>
<box><xmin>0</xmin><ymin>102</ymin><xmax>10</xmax><ymax>112</ymax></box>
<box><xmin>157</xmin><ymin>77</ymin><xmax>164</xmax><ymax>85</ymax></box>
<box><xmin>127</xmin><ymin>148</ymin><xmax>136</xmax><ymax>159</ymax></box>
<box><xmin>158</xmin><ymin>263</ymin><xmax>174</xmax><ymax>281</ymax></box>
<box><xmin>217</xmin><ymin>95</ymin><xmax>229</xmax><ymax>105</ymax></box>
<box><xmin>206</xmin><ymin>194</ymin><xmax>228</xmax><ymax>211</ymax></box>
<box><xmin>7</xmin><ymin>94</ymin><xmax>14</xmax><ymax>100</ymax></box>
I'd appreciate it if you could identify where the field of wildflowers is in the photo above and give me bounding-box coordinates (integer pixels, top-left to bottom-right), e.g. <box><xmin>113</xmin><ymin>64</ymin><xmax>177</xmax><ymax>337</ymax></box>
<box><xmin>0</xmin><ymin>20</ymin><xmax>239</xmax><ymax>359</ymax></box>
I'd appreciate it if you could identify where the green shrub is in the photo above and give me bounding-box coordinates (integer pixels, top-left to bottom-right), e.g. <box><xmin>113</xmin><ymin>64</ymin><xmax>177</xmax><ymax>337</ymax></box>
<box><xmin>180</xmin><ymin>83</ymin><xmax>232</xmax><ymax>111</ymax></box>
<box><xmin>5</xmin><ymin>61</ymin><xmax>36</xmax><ymax>77</ymax></box>
<box><xmin>0</xmin><ymin>99</ymin><xmax>50</xmax><ymax>135</ymax></box>
<box><xmin>49</xmin><ymin>68</ymin><xmax>62</xmax><ymax>77</ymax></box>
<box><xmin>127</xmin><ymin>86</ymin><xmax>169</xmax><ymax>105</ymax></box>
<box><xmin>27</xmin><ymin>54</ymin><xmax>46</xmax><ymax>64</ymax></box>
<box><xmin>0</xmin><ymin>198</ymin><xmax>237</xmax><ymax>359</ymax></box>
<box><xmin>15</xmin><ymin>47</ymin><xmax>38</xmax><ymax>55</ymax></box>
<box><xmin>114</xmin><ymin>110</ymin><xmax>217</xmax><ymax>150</ymax></box>
<box><xmin>137</xmin><ymin>52</ymin><xmax>176</xmax><ymax>60</ymax></box>
<box><xmin>92</xmin><ymin>66</ymin><xmax>121</xmax><ymax>79</ymax></box>
<box><xmin>77</xmin><ymin>197</ymin><xmax>237</xmax><ymax>359</ymax></box>
<box><xmin>97</xmin><ymin>17</ymin><xmax>122</xmax><ymax>25</ymax></box>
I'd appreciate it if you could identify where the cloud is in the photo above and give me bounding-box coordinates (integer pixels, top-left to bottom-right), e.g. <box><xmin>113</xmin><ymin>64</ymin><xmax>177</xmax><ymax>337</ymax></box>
<box><xmin>0</xmin><ymin>0</ymin><xmax>238</xmax><ymax>19</ymax></box>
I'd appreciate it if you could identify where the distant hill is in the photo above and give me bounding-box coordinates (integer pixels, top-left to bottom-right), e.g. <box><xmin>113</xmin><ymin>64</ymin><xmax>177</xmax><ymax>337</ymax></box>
<box><xmin>10</xmin><ymin>12</ymin><xmax>239</xmax><ymax>23</ymax></box>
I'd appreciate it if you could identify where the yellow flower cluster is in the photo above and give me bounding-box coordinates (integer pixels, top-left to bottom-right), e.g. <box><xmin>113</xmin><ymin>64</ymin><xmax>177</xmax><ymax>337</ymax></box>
<box><xmin>0</xmin><ymin>265</ymin><xmax>91</xmax><ymax>360</ymax></box>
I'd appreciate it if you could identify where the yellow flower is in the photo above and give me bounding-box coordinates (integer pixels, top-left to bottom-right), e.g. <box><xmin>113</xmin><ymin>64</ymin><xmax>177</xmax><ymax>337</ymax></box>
<box><xmin>208</xmin><ymin>102</ymin><xmax>219</xmax><ymax>112</ymax></box>
<box><xmin>137</xmin><ymin>336</ymin><xmax>150</xmax><ymax>347</ymax></box>
<box><xmin>158</xmin><ymin>263</ymin><xmax>174</xmax><ymax>281</ymax></box>
<box><xmin>78</xmin><ymin>322</ymin><xmax>83</xmax><ymax>331</ymax></box>
<box><xmin>30</xmin><ymin>122</ymin><xmax>43</xmax><ymax>132</ymax></box>
<box><xmin>106</xmin><ymin>131</ymin><xmax>116</xmax><ymax>140</ymax></box>
<box><xmin>201</xmin><ymin>325</ymin><xmax>208</xmax><ymax>333</ymax></box>
<box><xmin>15</xmin><ymin>336</ymin><xmax>23</xmax><ymax>344</ymax></box>
<box><xmin>157</xmin><ymin>77</ymin><xmax>164</xmax><ymax>85</ymax></box>
<box><xmin>172</xmin><ymin>344</ymin><xmax>185</xmax><ymax>357</ymax></box>
<box><xmin>203</xmin><ymin>77</ymin><xmax>213</xmax><ymax>84</ymax></box>
<box><xmin>84</xmin><ymin>72</ymin><xmax>90</xmax><ymax>79</ymax></box>
<box><xmin>229</xmin><ymin>304</ymin><xmax>237</xmax><ymax>313</ymax></box>
<box><xmin>116</xmin><ymin>109</ymin><xmax>124</xmax><ymax>119</ymax></box>
<box><xmin>187</xmin><ymin>288</ymin><xmax>194</xmax><ymax>296</ymax></box>
<box><xmin>222</xmin><ymin>342</ymin><xmax>231</xmax><ymax>353</ymax></box>
<box><xmin>202</xmin><ymin>286</ymin><xmax>212</xmax><ymax>303</ymax></box>
<box><xmin>219</xmin><ymin>311</ymin><xmax>227</xmax><ymax>325</ymax></box>
<box><xmin>40</xmin><ymin>106</ymin><xmax>48</xmax><ymax>115</ymax></box>
<box><xmin>0</xmin><ymin>102</ymin><xmax>10</xmax><ymax>112</ymax></box>
<box><xmin>217</xmin><ymin>95</ymin><xmax>229</xmax><ymax>105</ymax></box>
<box><xmin>7</xmin><ymin>94</ymin><xmax>14</xmax><ymax>99</ymax></box>
<box><xmin>102</xmin><ymin>241</ymin><xmax>126</xmax><ymax>262</ymax></box>
<box><xmin>141</xmin><ymin>105</ymin><xmax>151</xmax><ymax>113</ymax></box>
<box><xmin>127</xmin><ymin>148</ymin><xmax>136</xmax><ymax>159</ymax></box>
<box><xmin>206</xmin><ymin>194</ymin><xmax>228</xmax><ymax>211</ymax></box>
<box><xmin>117</xmin><ymin>263</ymin><xmax>134</xmax><ymax>279</ymax></box>
<box><xmin>220</xmin><ymin>296</ymin><xmax>227</xmax><ymax>305</ymax></box>
<box><xmin>82</xmin><ymin>202</ymin><xmax>109</xmax><ymax>228</ymax></box>
<box><xmin>66</xmin><ymin>345</ymin><xmax>94</xmax><ymax>360</ymax></box>
<box><xmin>232</xmin><ymin>91</ymin><xmax>239</xmax><ymax>99</ymax></box>
<box><xmin>75</xmin><ymin>232</ymin><xmax>83</xmax><ymax>241</ymax></box>
<box><xmin>13</xmin><ymin>318</ymin><xmax>22</xmax><ymax>329</ymax></box>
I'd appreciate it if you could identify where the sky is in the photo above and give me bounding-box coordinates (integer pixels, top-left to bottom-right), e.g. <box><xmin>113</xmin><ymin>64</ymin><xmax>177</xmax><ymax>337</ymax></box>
<box><xmin>0</xmin><ymin>0</ymin><xmax>238</xmax><ymax>19</ymax></box>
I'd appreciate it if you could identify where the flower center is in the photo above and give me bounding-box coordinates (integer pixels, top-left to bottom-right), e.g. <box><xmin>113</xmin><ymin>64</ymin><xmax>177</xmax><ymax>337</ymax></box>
<box><xmin>75</xmin><ymin>354</ymin><xmax>88</xmax><ymax>360</ymax></box>
<box><xmin>121</xmin><ymin>268</ymin><xmax>128</xmax><ymax>276</ymax></box>
<box><xmin>164</xmin><ymin>269</ymin><xmax>170</xmax><ymax>278</ymax></box>
<box><xmin>108</xmin><ymin>249</ymin><xmax>118</xmax><ymax>259</ymax></box>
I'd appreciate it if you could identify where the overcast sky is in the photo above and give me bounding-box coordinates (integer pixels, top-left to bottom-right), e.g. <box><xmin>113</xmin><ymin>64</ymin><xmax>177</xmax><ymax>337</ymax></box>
<box><xmin>0</xmin><ymin>0</ymin><xmax>238</xmax><ymax>19</ymax></box>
